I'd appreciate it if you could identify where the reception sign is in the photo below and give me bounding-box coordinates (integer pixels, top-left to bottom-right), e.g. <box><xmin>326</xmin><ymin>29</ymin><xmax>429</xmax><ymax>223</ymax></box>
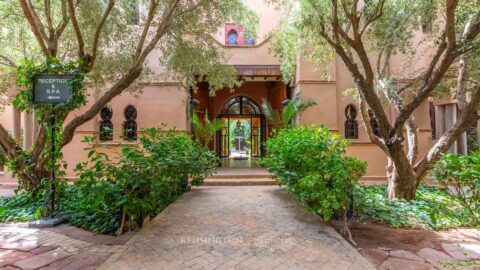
<box><xmin>33</xmin><ymin>74</ymin><xmax>74</xmax><ymax>104</ymax></box>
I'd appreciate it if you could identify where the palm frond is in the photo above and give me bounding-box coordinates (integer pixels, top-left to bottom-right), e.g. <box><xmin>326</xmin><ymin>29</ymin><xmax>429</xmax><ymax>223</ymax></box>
<box><xmin>261</xmin><ymin>98</ymin><xmax>282</xmax><ymax>127</ymax></box>
<box><xmin>282</xmin><ymin>92</ymin><xmax>317</xmax><ymax>128</ymax></box>
<box><xmin>191</xmin><ymin>110</ymin><xmax>222</xmax><ymax>147</ymax></box>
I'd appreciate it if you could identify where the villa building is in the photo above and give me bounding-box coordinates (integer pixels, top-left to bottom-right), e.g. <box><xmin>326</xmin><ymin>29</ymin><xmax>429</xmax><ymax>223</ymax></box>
<box><xmin>0</xmin><ymin>1</ymin><xmax>471</xmax><ymax>184</ymax></box>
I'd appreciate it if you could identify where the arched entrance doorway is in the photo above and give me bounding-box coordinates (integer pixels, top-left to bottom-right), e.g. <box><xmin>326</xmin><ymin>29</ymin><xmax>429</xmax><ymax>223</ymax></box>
<box><xmin>216</xmin><ymin>96</ymin><xmax>266</xmax><ymax>162</ymax></box>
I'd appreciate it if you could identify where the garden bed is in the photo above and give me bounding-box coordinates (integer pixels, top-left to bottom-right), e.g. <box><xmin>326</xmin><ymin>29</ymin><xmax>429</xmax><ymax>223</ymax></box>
<box><xmin>354</xmin><ymin>185</ymin><xmax>478</xmax><ymax>230</ymax></box>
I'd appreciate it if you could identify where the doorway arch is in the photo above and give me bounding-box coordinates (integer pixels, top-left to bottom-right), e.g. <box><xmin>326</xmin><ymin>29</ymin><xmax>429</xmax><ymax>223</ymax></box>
<box><xmin>216</xmin><ymin>96</ymin><xmax>266</xmax><ymax>159</ymax></box>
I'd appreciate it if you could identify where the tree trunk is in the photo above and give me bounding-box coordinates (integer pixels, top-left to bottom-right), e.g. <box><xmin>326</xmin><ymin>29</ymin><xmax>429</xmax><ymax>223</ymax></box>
<box><xmin>387</xmin><ymin>169</ymin><xmax>417</xmax><ymax>200</ymax></box>
<box><xmin>386</xmin><ymin>142</ymin><xmax>417</xmax><ymax>200</ymax></box>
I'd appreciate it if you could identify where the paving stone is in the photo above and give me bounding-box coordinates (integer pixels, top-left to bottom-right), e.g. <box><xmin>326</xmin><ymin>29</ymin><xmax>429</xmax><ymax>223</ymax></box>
<box><xmin>29</xmin><ymin>246</ymin><xmax>56</xmax><ymax>255</ymax></box>
<box><xmin>389</xmin><ymin>249</ymin><xmax>426</xmax><ymax>262</ymax></box>
<box><xmin>37</xmin><ymin>252</ymin><xmax>111</xmax><ymax>270</ymax></box>
<box><xmin>0</xmin><ymin>241</ymin><xmax>38</xmax><ymax>252</ymax></box>
<box><xmin>417</xmin><ymin>248</ymin><xmax>455</xmax><ymax>270</ymax></box>
<box><xmin>13</xmin><ymin>249</ymin><xmax>71</xmax><ymax>270</ymax></box>
<box><xmin>459</xmin><ymin>243</ymin><xmax>480</xmax><ymax>258</ymax></box>
<box><xmin>360</xmin><ymin>248</ymin><xmax>388</xmax><ymax>267</ymax></box>
<box><xmin>99</xmin><ymin>186</ymin><xmax>375</xmax><ymax>270</ymax></box>
<box><xmin>442</xmin><ymin>243</ymin><xmax>480</xmax><ymax>260</ymax></box>
<box><xmin>378</xmin><ymin>257</ymin><xmax>435</xmax><ymax>270</ymax></box>
<box><xmin>0</xmin><ymin>266</ymin><xmax>21</xmax><ymax>270</ymax></box>
<box><xmin>0</xmin><ymin>250</ymin><xmax>33</xmax><ymax>267</ymax></box>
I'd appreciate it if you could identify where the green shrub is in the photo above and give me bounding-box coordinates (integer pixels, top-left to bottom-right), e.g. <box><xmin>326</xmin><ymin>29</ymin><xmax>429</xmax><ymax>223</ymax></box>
<box><xmin>0</xmin><ymin>192</ymin><xmax>44</xmax><ymax>222</ymax></box>
<box><xmin>61</xmin><ymin>128</ymin><xmax>218</xmax><ymax>235</ymax></box>
<box><xmin>262</xmin><ymin>126</ymin><xmax>367</xmax><ymax>221</ymax></box>
<box><xmin>433</xmin><ymin>152</ymin><xmax>480</xmax><ymax>225</ymax></box>
<box><xmin>354</xmin><ymin>185</ymin><xmax>475</xmax><ymax>229</ymax></box>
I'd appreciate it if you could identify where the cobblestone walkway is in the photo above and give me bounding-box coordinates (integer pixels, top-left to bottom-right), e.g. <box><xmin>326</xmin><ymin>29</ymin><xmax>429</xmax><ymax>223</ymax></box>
<box><xmin>100</xmin><ymin>186</ymin><xmax>375</xmax><ymax>270</ymax></box>
<box><xmin>0</xmin><ymin>224</ymin><xmax>132</xmax><ymax>269</ymax></box>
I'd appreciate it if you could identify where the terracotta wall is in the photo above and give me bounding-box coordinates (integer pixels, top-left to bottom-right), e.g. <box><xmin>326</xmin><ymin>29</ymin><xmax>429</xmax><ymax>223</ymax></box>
<box><xmin>295</xmin><ymin>53</ymin><xmax>434</xmax><ymax>181</ymax></box>
<box><xmin>61</xmin><ymin>84</ymin><xmax>188</xmax><ymax>177</ymax></box>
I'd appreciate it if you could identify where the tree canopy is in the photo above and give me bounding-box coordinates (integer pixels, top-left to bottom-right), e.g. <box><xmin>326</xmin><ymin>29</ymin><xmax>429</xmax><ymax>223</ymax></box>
<box><xmin>0</xmin><ymin>0</ymin><xmax>258</xmax><ymax>192</ymax></box>
<box><xmin>273</xmin><ymin>0</ymin><xmax>480</xmax><ymax>200</ymax></box>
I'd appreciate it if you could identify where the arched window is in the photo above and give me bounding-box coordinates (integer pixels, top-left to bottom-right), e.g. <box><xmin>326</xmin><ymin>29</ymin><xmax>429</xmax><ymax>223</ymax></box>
<box><xmin>99</xmin><ymin>106</ymin><xmax>113</xmax><ymax>141</ymax></box>
<box><xmin>368</xmin><ymin>109</ymin><xmax>381</xmax><ymax>136</ymax></box>
<box><xmin>227</xmin><ymin>29</ymin><xmax>238</xmax><ymax>45</ymax></box>
<box><xmin>123</xmin><ymin>105</ymin><xmax>137</xmax><ymax>141</ymax></box>
<box><xmin>344</xmin><ymin>104</ymin><xmax>358</xmax><ymax>139</ymax></box>
<box><xmin>220</xmin><ymin>96</ymin><xmax>261</xmax><ymax>115</ymax></box>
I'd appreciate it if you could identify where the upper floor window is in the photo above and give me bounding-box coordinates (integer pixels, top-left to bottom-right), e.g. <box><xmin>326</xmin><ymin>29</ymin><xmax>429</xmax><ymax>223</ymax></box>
<box><xmin>99</xmin><ymin>106</ymin><xmax>113</xmax><ymax>141</ymax></box>
<box><xmin>344</xmin><ymin>104</ymin><xmax>358</xmax><ymax>139</ymax></box>
<box><xmin>227</xmin><ymin>30</ymin><xmax>238</xmax><ymax>45</ymax></box>
<box><xmin>224</xmin><ymin>23</ymin><xmax>254</xmax><ymax>46</ymax></box>
<box><xmin>123</xmin><ymin>105</ymin><xmax>138</xmax><ymax>141</ymax></box>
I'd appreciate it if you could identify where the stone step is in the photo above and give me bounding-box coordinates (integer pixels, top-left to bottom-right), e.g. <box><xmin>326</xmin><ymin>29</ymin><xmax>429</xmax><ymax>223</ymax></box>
<box><xmin>0</xmin><ymin>182</ymin><xmax>18</xmax><ymax>189</ymax></box>
<box><xmin>203</xmin><ymin>178</ymin><xmax>278</xmax><ymax>186</ymax></box>
<box><xmin>207</xmin><ymin>174</ymin><xmax>273</xmax><ymax>179</ymax></box>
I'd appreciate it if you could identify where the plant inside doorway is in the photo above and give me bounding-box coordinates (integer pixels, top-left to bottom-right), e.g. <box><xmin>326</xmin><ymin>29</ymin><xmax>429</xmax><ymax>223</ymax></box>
<box><xmin>191</xmin><ymin>111</ymin><xmax>223</xmax><ymax>147</ymax></box>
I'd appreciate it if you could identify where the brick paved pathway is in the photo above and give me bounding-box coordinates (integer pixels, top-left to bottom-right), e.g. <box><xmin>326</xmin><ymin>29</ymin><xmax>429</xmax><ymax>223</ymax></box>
<box><xmin>100</xmin><ymin>186</ymin><xmax>375</xmax><ymax>270</ymax></box>
<box><xmin>0</xmin><ymin>224</ymin><xmax>132</xmax><ymax>269</ymax></box>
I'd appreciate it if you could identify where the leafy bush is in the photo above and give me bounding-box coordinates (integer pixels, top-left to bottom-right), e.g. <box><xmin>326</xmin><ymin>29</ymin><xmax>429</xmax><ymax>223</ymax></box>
<box><xmin>433</xmin><ymin>152</ymin><xmax>480</xmax><ymax>225</ymax></box>
<box><xmin>354</xmin><ymin>185</ymin><xmax>476</xmax><ymax>229</ymax></box>
<box><xmin>0</xmin><ymin>192</ymin><xmax>44</xmax><ymax>222</ymax></box>
<box><xmin>262</xmin><ymin>126</ymin><xmax>367</xmax><ymax>221</ymax></box>
<box><xmin>61</xmin><ymin>128</ymin><xmax>218</xmax><ymax>235</ymax></box>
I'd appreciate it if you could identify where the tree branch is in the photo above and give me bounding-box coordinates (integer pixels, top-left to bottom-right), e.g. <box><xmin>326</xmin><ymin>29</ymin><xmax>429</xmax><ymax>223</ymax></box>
<box><xmin>359</xmin><ymin>0</ymin><xmax>385</xmax><ymax>37</ymax></box>
<box><xmin>445</xmin><ymin>0</ymin><xmax>458</xmax><ymax>49</ymax></box>
<box><xmin>456</xmin><ymin>53</ymin><xmax>468</xmax><ymax>113</ymax></box>
<box><xmin>66</xmin><ymin>0</ymin><xmax>85</xmax><ymax>59</ymax></box>
<box><xmin>359</xmin><ymin>98</ymin><xmax>388</xmax><ymax>152</ymax></box>
<box><xmin>394</xmin><ymin>9</ymin><xmax>480</xmax><ymax>134</ymax></box>
<box><xmin>53</xmin><ymin>0</ymin><xmax>70</xmax><ymax>44</ymax></box>
<box><xmin>0</xmin><ymin>54</ymin><xmax>17</xmax><ymax>68</ymax></box>
<box><xmin>27</xmin><ymin>0</ymin><xmax>48</xmax><ymax>41</ymax></box>
<box><xmin>63</xmin><ymin>0</ymin><xmax>182</xmax><ymax>147</ymax></box>
<box><xmin>44</xmin><ymin>0</ymin><xmax>55</xmax><ymax>38</ymax></box>
<box><xmin>90</xmin><ymin>0</ymin><xmax>116</xmax><ymax>68</ymax></box>
<box><xmin>133</xmin><ymin>0</ymin><xmax>160</xmax><ymax>64</ymax></box>
<box><xmin>405</xmin><ymin>119</ymin><xmax>418</xmax><ymax>166</ymax></box>
<box><xmin>18</xmin><ymin>0</ymin><xmax>51</xmax><ymax>56</ymax></box>
<box><xmin>414</xmin><ymin>85</ymin><xmax>480</xmax><ymax>182</ymax></box>
<box><xmin>136</xmin><ymin>0</ymin><xmax>181</xmax><ymax>65</ymax></box>
<box><xmin>62</xmin><ymin>67</ymin><xmax>143</xmax><ymax>146</ymax></box>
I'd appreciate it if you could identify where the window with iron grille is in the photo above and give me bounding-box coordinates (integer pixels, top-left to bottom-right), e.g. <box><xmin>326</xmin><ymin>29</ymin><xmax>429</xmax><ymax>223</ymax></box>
<box><xmin>344</xmin><ymin>104</ymin><xmax>358</xmax><ymax>139</ymax></box>
<box><xmin>123</xmin><ymin>105</ymin><xmax>138</xmax><ymax>141</ymax></box>
<box><xmin>99</xmin><ymin>106</ymin><xmax>113</xmax><ymax>141</ymax></box>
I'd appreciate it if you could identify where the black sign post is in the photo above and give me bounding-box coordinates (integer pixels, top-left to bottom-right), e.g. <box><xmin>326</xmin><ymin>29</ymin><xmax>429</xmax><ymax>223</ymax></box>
<box><xmin>33</xmin><ymin>74</ymin><xmax>74</xmax><ymax>215</ymax></box>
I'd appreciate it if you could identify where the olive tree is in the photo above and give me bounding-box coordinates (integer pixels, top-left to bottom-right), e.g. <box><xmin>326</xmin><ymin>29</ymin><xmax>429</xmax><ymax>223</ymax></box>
<box><xmin>273</xmin><ymin>0</ymin><xmax>480</xmax><ymax>200</ymax></box>
<box><xmin>0</xmin><ymin>0</ymin><xmax>257</xmax><ymax>191</ymax></box>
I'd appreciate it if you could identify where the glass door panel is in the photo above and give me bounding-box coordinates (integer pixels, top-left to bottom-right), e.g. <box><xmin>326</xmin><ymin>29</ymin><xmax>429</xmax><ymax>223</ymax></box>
<box><xmin>229</xmin><ymin>118</ymin><xmax>251</xmax><ymax>159</ymax></box>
